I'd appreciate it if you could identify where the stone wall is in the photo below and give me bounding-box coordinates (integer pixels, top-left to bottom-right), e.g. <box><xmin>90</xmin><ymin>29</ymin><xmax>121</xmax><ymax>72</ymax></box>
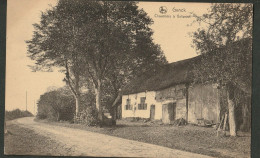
<box><xmin>155</xmin><ymin>84</ymin><xmax>186</xmax><ymax>102</ymax></box>
<box><xmin>188</xmin><ymin>83</ymin><xmax>220</xmax><ymax>124</ymax></box>
<box><xmin>176</xmin><ymin>99</ymin><xmax>186</xmax><ymax>119</ymax></box>
<box><xmin>155</xmin><ymin>85</ymin><xmax>187</xmax><ymax>120</ymax></box>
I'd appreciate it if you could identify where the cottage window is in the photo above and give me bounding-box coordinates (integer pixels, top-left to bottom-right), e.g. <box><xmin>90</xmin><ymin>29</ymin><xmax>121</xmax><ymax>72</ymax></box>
<box><xmin>138</xmin><ymin>97</ymin><xmax>147</xmax><ymax>110</ymax></box>
<box><xmin>125</xmin><ymin>99</ymin><xmax>132</xmax><ymax>110</ymax></box>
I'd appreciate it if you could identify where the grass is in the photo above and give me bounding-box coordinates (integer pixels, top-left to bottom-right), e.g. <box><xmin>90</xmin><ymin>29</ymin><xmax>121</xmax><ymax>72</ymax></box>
<box><xmin>37</xmin><ymin>119</ymin><xmax>251</xmax><ymax>158</ymax></box>
<box><xmin>4</xmin><ymin>123</ymin><xmax>73</xmax><ymax>156</ymax></box>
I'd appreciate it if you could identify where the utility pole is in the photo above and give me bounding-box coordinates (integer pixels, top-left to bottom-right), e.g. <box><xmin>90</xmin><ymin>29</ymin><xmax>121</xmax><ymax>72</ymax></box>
<box><xmin>34</xmin><ymin>100</ymin><xmax>35</xmax><ymax>115</ymax></box>
<box><xmin>26</xmin><ymin>91</ymin><xmax>27</xmax><ymax>111</ymax></box>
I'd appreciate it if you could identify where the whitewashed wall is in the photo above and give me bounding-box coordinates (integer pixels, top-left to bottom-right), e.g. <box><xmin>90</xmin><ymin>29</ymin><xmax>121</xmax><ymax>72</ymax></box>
<box><xmin>122</xmin><ymin>91</ymin><xmax>163</xmax><ymax>119</ymax></box>
<box><xmin>122</xmin><ymin>84</ymin><xmax>188</xmax><ymax>121</ymax></box>
<box><xmin>122</xmin><ymin>83</ymin><xmax>221</xmax><ymax>123</ymax></box>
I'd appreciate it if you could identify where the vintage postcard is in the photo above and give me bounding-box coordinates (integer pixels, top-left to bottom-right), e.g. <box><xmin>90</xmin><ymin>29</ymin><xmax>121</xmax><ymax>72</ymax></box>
<box><xmin>5</xmin><ymin>0</ymin><xmax>252</xmax><ymax>157</ymax></box>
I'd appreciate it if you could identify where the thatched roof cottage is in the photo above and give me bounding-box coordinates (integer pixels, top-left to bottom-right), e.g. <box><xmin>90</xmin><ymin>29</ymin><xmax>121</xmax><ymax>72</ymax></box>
<box><xmin>119</xmin><ymin>39</ymin><xmax>251</xmax><ymax>128</ymax></box>
<box><xmin>120</xmin><ymin>56</ymin><xmax>221</xmax><ymax>124</ymax></box>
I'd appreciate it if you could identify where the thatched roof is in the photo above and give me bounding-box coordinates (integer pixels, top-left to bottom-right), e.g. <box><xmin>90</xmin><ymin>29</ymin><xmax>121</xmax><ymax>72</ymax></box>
<box><xmin>121</xmin><ymin>38</ymin><xmax>252</xmax><ymax>95</ymax></box>
<box><xmin>121</xmin><ymin>56</ymin><xmax>201</xmax><ymax>95</ymax></box>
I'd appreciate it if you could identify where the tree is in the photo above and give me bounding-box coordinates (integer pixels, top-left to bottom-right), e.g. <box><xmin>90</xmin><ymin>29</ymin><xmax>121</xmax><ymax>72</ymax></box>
<box><xmin>78</xmin><ymin>1</ymin><xmax>167</xmax><ymax>122</ymax></box>
<box><xmin>27</xmin><ymin>0</ymin><xmax>167</xmax><ymax>124</ymax></box>
<box><xmin>190</xmin><ymin>3</ymin><xmax>252</xmax><ymax>136</ymax></box>
<box><xmin>26</xmin><ymin>2</ymin><xmax>86</xmax><ymax>116</ymax></box>
<box><xmin>5</xmin><ymin>109</ymin><xmax>33</xmax><ymax>121</ymax></box>
<box><xmin>48</xmin><ymin>0</ymin><xmax>167</xmax><ymax>122</ymax></box>
<box><xmin>106</xmin><ymin>42</ymin><xmax>166</xmax><ymax>119</ymax></box>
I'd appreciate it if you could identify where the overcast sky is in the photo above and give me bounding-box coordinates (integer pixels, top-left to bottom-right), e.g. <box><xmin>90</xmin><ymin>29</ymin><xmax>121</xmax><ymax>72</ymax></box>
<box><xmin>6</xmin><ymin>0</ymin><xmax>211</xmax><ymax>114</ymax></box>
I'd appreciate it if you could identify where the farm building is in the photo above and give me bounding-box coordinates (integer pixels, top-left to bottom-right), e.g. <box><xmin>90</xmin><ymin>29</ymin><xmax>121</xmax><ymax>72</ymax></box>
<box><xmin>120</xmin><ymin>56</ymin><xmax>222</xmax><ymax>124</ymax></box>
<box><xmin>119</xmin><ymin>39</ymin><xmax>251</xmax><ymax>130</ymax></box>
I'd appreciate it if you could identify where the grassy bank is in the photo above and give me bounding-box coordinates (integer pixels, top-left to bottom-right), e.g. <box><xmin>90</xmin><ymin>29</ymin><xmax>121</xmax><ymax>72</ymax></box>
<box><xmin>4</xmin><ymin>123</ymin><xmax>72</xmax><ymax>156</ymax></box>
<box><xmin>36</xmin><ymin>119</ymin><xmax>250</xmax><ymax>158</ymax></box>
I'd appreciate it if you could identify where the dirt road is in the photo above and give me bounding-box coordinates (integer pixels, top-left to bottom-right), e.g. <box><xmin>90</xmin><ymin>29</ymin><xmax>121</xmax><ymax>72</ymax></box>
<box><xmin>7</xmin><ymin>117</ymin><xmax>213</xmax><ymax>157</ymax></box>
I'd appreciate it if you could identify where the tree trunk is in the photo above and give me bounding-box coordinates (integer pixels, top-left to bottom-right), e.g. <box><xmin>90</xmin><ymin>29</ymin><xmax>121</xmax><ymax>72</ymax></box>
<box><xmin>111</xmin><ymin>107</ymin><xmax>116</xmax><ymax>126</ymax></box>
<box><xmin>4</xmin><ymin>120</ymin><xmax>7</xmax><ymax>134</ymax></box>
<box><xmin>227</xmin><ymin>89</ymin><xmax>237</xmax><ymax>136</ymax></box>
<box><xmin>95</xmin><ymin>79</ymin><xmax>103</xmax><ymax>123</ymax></box>
<box><xmin>75</xmin><ymin>96</ymin><xmax>80</xmax><ymax>116</ymax></box>
<box><xmin>223</xmin><ymin>112</ymin><xmax>228</xmax><ymax>136</ymax></box>
<box><xmin>64</xmin><ymin>61</ymin><xmax>81</xmax><ymax>116</ymax></box>
<box><xmin>185</xmin><ymin>84</ymin><xmax>189</xmax><ymax>121</ymax></box>
<box><xmin>74</xmin><ymin>73</ymin><xmax>80</xmax><ymax>116</ymax></box>
<box><xmin>57</xmin><ymin>112</ymin><xmax>60</xmax><ymax>121</ymax></box>
<box><xmin>241</xmin><ymin>102</ymin><xmax>251</xmax><ymax>131</ymax></box>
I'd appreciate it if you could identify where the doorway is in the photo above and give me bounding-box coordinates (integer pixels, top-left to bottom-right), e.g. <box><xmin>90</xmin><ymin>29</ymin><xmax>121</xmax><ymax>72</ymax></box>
<box><xmin>162</xmin><ymin>102</ymin><xmax>176</xmax><ymax>124</ymax></box>
<box><xmin>150</xmin><ymin>105</ymin><xmax>155</xmax><ymax>120</ymax></box>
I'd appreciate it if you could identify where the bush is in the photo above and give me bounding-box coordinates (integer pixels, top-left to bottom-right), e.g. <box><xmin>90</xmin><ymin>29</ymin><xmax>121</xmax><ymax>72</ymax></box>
<box><xmin>73</xmin><ymin>106</ymin><xmax>100</xmax><ymax>126</ymax></box>
<box><xmin>37</xmin><ymin>88</ymin><xmax>75</xmax><ymax>121</ymax></box>
<box><xmin>36</xmin><ymin>113</ymin><xmax>47</xmax><ymax>120</ymax></box>
<box><xmin>5</xmin><ymin>109</ymin><xmax>34</xmax><ymax>121</ymax></box>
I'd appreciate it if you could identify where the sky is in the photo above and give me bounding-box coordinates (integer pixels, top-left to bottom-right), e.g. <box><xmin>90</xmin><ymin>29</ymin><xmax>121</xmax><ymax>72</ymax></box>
<box><xmin>6</xmin><ymin>0</ymin><xmax>211</xmax><ymax>114</ymax></box>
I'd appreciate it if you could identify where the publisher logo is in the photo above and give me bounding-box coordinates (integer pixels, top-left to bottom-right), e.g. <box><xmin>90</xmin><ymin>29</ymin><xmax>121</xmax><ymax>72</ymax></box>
<box><xmin>159</xmin><ymin>6</ymin><xmax>167</xmax><ymax>14</ymax></box>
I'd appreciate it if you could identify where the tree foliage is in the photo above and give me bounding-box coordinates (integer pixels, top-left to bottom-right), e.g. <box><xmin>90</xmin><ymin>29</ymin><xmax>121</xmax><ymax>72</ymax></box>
<box><xmin>26</xmin><ymin>0</ymin><xmax>93</xmax><ymax>115</ymax></box>
<box><xmin>5</xmin><ymin>109</ymin><xmax>33</xmax><ymax>121</ymax></box>
<box><xmin>190</xmin><ymin>3</ymin><xmax>253</xmax><ymax>135</ymax></box>
<box><xmin>192</xmin><ymin>39</ymin><xmax>252</xmax><ymax>94</ymax></box>
<box><xmin>191</xmin><ymin>3</ymin><xmax>252</xmax><ymax>94</ymax></box>
<box><xmin>191</xmin><ymin>3</ymin><xmax>252</xmax><ymax>54</ymax></box>
<box><xmin>27</xmin><ymin>0</ymin><xmax>167</xmax><ymax>122</ymax></box>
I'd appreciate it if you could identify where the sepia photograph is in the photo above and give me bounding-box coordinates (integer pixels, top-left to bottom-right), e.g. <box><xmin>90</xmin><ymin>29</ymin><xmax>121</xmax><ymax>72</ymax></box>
<box><xmin>4</xmin><ymin>0</ymin><xmax>252</xmax><ymax>157</ymax></box>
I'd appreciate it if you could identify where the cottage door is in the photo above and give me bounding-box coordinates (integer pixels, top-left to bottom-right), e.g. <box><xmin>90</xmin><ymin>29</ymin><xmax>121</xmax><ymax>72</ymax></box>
<box><xmin>150</xmin><ymin>105</ymin><xmax>155</xmax><ymax>120</ymax></box>
<box><xmin>168</xmin><ymin>103</ymin><xmax>176</xmax><ymax>122</ymax></box>
<box><xmin>162</xmin><ymin>103</ymin><xmax>176</xmax><ymax>124</ymax></box>
<box><xmin>162</xmin><ymin>104</ymin><xmax>169</xmax><ymax>124</ymax></box>
<box><xmin>195</xmin><ymin>102</ymin><xmax>202</xmax><ymax>120</ymax></box>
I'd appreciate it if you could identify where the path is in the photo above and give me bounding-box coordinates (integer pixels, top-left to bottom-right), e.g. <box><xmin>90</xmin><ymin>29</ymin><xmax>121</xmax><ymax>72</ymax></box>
<box><xmin>10</xmin><ymin>117</ymin><xmax>213</xmax><ymax>157</ymax></box>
